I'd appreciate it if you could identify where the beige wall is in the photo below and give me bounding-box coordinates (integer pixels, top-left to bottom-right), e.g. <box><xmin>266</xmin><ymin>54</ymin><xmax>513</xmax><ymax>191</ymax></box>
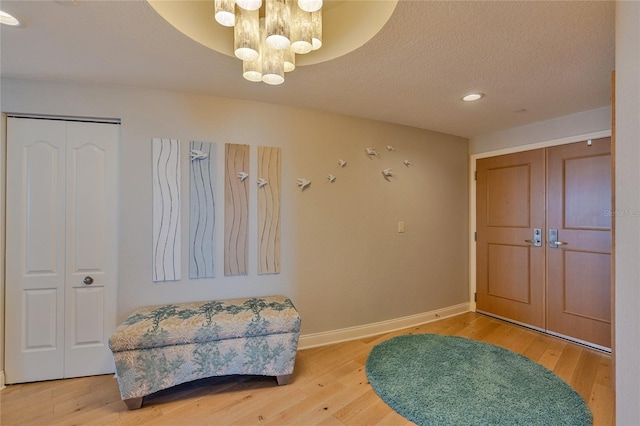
<box><xmin>614</xmin><ymin>1</ymin><xmax>640</xmax><ymax>423</ymax></box>
<box><xmin>0</xmin><ymin>77</ymin><xmax>469</xmax><ymax>340</ymax></box>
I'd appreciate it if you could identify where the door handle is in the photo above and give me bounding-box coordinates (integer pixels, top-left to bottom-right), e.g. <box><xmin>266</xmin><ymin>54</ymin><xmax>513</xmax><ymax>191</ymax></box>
<box><xmin>548</xmin><ymin>229</ymin><xmax>568</xmax><ymax>248</ymax></box>
<box><xmin>83</xmin><ymin>276</ymin><xmax>94</xmax><ymax>285</ymax></box>
<box><xmin>525</xmin><ymin>228</ymin><xmax>542</xmax><ymax>247</ymax></box>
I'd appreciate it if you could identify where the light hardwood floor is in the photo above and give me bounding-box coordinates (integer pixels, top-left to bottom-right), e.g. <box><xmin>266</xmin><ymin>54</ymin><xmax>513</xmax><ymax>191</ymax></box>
<box><xmin>0</xmin><ymin>312</ymin><xmax>615</xmax><ymax>425</ymax></box>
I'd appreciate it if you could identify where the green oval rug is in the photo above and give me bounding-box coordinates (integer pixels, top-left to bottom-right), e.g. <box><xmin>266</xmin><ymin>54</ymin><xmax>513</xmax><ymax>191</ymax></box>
<box><xmin>365</xmin><ymin>334</ymin><xmax>592</xmax><ymax>426</ymax></box>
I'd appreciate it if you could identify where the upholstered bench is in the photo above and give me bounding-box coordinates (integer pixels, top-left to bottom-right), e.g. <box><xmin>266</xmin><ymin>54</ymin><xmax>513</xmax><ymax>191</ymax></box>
<box><xmin>108</xmin><ymin>295</ymin><xmax>301</xmax><ymax>409</ymax></box>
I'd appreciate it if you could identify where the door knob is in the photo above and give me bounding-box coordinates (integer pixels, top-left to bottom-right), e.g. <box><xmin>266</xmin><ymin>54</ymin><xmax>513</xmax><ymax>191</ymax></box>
<box><xmin>83</xmin><ymin>276</ymin><xmax>94</xmax><ymax>285</ymax></box>
<box><xmin>548</xmin><ymin>229</ymin><xmax>568</xmax><ymax>248</ymax></box>
<box><xmin>525</xmin><ymin>228</ymin><xmax>542</xmax><ymax>247</ymax></box>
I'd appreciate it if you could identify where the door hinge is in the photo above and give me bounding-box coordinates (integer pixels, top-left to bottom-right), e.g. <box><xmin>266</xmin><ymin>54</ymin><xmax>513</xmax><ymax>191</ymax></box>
<box><xmin>474</xmin><ymin>171</ymin><xmax>477</xmax><ymax>180</ymax></box>
<box><xmin>474</xmin><ymin>231</ymin><xmax>477</xmax><ymax>241</ymax></box>
<box><xmin>474</xmin><ymin>292</ymin><xmax>477</xmax><ymax>302</ymax></box>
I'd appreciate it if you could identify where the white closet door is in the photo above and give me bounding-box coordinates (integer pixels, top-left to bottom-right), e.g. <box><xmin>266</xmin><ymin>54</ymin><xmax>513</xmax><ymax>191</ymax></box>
<box><xmin>6</xmin><ymin>118</ymin><xmax>67</xmax><ymax>383</ymax></box>
<box><xmin>5</xmin><ymin>117</ymin><xmax>119</xmax><ymax>383</ymax></box>
<box><xmin>64</xmin><ymin>121</ymin><xmax>119</xmax><ymax>378</ymax></box>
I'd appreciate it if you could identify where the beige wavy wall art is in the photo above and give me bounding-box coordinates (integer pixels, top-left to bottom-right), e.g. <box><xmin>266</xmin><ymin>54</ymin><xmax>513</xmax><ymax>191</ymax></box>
<box><xmin>224</xmin><ymin>143</ymin><xmax>250</xmax><ymax>276</ymax></box>
<box><xmin>258</xmin><ymin>147</ymin><xmax>281</xmax><ymax>275</ymax></box>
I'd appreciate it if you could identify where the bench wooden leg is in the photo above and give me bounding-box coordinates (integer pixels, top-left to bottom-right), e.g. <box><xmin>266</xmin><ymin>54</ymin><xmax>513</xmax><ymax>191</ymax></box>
<box><xmin>124</xmin><ymin>397</ymin><xmax>144</xmax><ymax>410</ymax></box>
<box><xmin>276</xmin><ymin>374</ymin><xmax>292</xmax><ymax>385</ymax></box>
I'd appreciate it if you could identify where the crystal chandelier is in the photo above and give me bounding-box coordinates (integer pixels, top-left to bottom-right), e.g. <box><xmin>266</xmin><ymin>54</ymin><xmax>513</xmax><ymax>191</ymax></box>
<box><xmin>214</xmin><ymin>0</ymin><xmax>322</xmax><ymax>85</ymax></box>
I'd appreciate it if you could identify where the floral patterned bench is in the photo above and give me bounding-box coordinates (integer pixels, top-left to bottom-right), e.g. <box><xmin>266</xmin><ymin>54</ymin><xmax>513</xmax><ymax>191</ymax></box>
<box><xmin>108</xmin><ymin>295</ymin><xmax>301</xmax><ymax>409</ymax></box>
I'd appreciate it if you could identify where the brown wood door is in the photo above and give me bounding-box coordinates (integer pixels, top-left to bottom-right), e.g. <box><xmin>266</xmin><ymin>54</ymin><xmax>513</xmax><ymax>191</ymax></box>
<box><xmin>546</xmin><ymin>138</ymin><xmax>612</xmax><ymax>348</ymax></box>
<box><xmin>476</xmin><ymin>150</ymin><xmax>546</xmax><ymax>328</ymax></box>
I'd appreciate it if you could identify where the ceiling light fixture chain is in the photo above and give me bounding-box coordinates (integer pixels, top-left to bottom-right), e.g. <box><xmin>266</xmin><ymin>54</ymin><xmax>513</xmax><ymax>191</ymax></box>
<box><xmin>214</xmin><ymin>0</ymin><xmax>322</xmax><ymax>85</ymax></box>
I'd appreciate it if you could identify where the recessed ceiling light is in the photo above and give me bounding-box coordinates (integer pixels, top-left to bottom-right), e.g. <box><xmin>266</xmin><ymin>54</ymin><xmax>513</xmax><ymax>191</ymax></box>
<box><xmin>0</xmin><ymin>10</ymin><xmax>21</xmax><ymax>26</ymax></box>
<box><xmin>462</xmin><ymin>93</ymin><xmax>484</xmax><ymax>102</ymax></box>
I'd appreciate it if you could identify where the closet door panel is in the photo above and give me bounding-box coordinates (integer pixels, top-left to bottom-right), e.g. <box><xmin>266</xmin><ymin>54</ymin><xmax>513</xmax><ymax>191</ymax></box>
<box><xmin>5</xmin><ymin>117</ymin><xmax>66</xmax><ymax>383</ymax></box>
<box><xmin>64</xmin><ymin>121</ymin><xmax>119</xmax><ymax>378</ymax></box>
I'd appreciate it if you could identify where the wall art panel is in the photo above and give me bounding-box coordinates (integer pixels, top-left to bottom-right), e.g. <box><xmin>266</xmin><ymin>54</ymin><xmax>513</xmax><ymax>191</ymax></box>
<box><xmin>189</xmin><ymin>141</ymin><xmax>216</xmax><ymax>279</ymax></box>
<box><xmin>224</xmin><ymin>143</ymin><xmax>250</xmax><ymax>275</ymax></box>
<box><xmin>258</xmin><ymin>146</ymin><xmax>281</xmax><ymax>274</ymax></box>
<box><xmin>152</xmin><ymin>138</ymin><xmax>181</xmax><ymax>282</ymax></box>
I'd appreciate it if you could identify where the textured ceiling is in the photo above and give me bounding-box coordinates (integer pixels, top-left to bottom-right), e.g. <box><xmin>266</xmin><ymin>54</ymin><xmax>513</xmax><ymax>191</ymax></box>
<box><xmin>0</xmin><ymin>0</ymin><xmax>615</xmax><ymax>138</ymax></box>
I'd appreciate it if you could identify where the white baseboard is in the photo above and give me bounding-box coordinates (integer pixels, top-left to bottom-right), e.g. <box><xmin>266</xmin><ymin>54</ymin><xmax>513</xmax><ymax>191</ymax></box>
<box><xmin>298</xmin><ymin>302</ymin><xmax>470</xmax><ymax>350</ymax></box>
<box><xmin>0</xmin><ymin>371</ymin><xmax>5</xmax><ymax>390</ymax></box>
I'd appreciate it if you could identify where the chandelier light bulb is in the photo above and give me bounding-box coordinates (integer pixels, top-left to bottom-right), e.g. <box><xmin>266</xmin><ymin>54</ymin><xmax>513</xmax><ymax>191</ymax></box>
<box><xmin>266</xmin><ymin>34</ymin><xmax>290</xmax><ymax>50</ymax></box>
<box><xmin>243</xmin><ymin>18</ymin><xmax>265</xmax><ymax>82</ymax></box>
<box><xmin>214</xmin><ymin>0</ymin><xmax>235</xmax><ymax>26</ymax></box>
<box><xmin>234</xmin><ymin>6</ymin><xmax>260</xmax><ymax>61</ymax></box>
<box><xmin>261</xmin><ymin>16</ymin><xmax>284</xmax><ymax>85</ymax></box>
<box><xmin>298</xmin><ymin>0</ymin><xmax>322</xmax><ymax>13</ymax></box>
<box><xmin>290</xmin><ymin>6</ymin><xmax>312</xmax><ymax>54</ymax></box>
<box><xmin>235</xmin><ymin>0</ymin><xmax>262</xmax><ymax>11</ymax></box>
<box><xmin>243</xmin><ymin>59</ymin><xmax>263</xmax><ymax>82</ymax></box>
<box><xmin>262</xmin><ymin>49</ymin><xmax>285</xmax><ymax>85</ymax></box>
<box><xmin>265</xmin><ymin>0</ymin><xmax>291</xmax><ymax>50</ymax></box>
<box><xmin>263</xmin><ymin>73</ymin><xmax>285</xmax><ymax>85</ymax></box>
<box><xmin>283</xmin><ymin>47</ymin><xmax>296</xmax><ymax>72</ymax></box>
<box><xmin>311</xmin><ymin>10</ymin><xmax>322</xmax><ymax>50</ymax></box>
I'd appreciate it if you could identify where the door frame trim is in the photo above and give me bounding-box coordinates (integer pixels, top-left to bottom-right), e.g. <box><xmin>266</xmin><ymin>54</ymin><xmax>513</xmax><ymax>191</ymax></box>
<box><xmin>469</xmin><ymin>129</ymin><xmax>612</xmax><ymax>313</ymax></box>
<box><xmin>5</xmin><ymin>113</ymin><xmax>121</xmax><ymax>125</ymax></box>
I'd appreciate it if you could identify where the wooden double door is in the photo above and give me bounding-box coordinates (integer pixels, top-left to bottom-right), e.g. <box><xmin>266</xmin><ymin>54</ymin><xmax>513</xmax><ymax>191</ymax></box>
<box><xmin>476</xmin><ymin>138</ymin><xmax>612</xmax><ymax>349</ymax></box>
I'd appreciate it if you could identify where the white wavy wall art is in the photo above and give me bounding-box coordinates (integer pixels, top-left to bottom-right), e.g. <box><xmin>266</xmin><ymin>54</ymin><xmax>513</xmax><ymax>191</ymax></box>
<box><xmin>189</xmin><ymin>141</ymin><xmax>216</xmax><ymax>279</ymax></box>
<box><xmin>224</xmin><ymin>143</ymin><xmax>249</xmax><ymax>275</ymax></box>
<box><xmin>258</xmin><ymin>146</ymin><xmax>281</xmax><ymax>275</ymax></box>
<box><xmin>152</xmin><ymin>138</ymin><xmax>181</xmax><ymax>282</ymax></box>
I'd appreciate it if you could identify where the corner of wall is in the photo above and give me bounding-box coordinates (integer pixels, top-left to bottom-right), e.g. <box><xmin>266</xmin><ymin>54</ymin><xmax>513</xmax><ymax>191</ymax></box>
<box><xmin>1</xmin><ymin>112</ymin><xmax>6</xmax><ymax>379</ymax></box>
